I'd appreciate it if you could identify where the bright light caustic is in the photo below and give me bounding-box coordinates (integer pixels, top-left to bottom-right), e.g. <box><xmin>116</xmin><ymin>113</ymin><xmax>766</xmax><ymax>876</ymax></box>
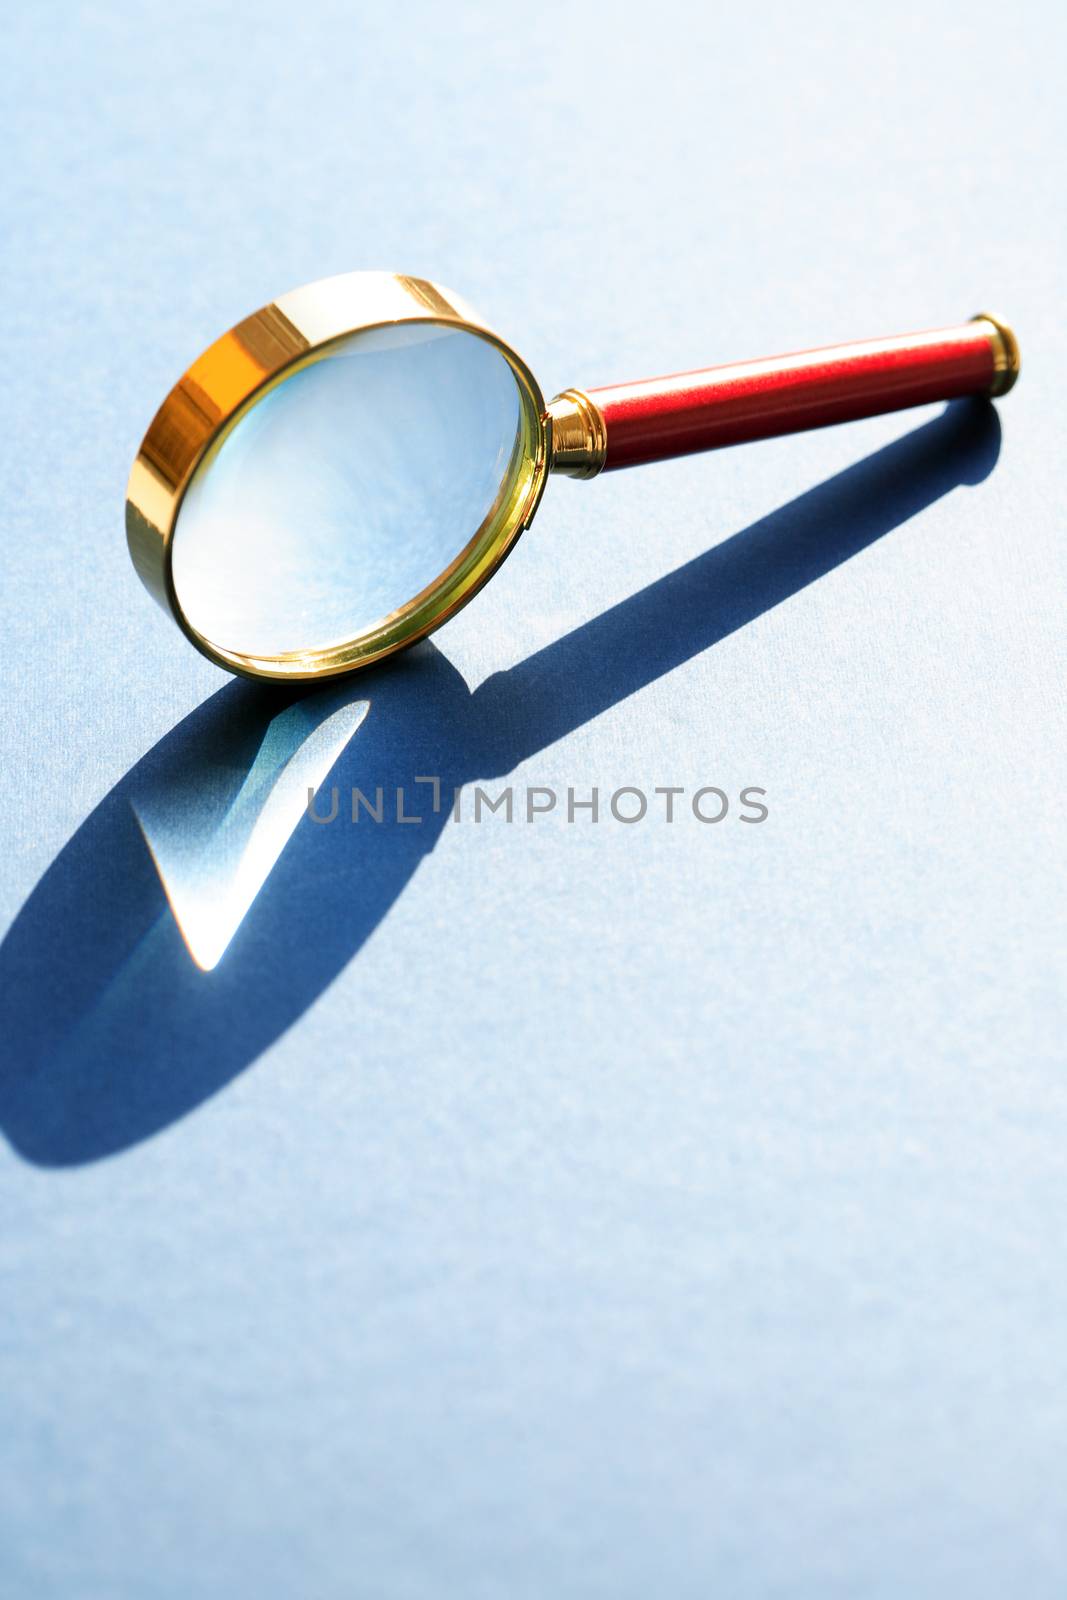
<box><xmin>133</xmin><ymin>695</ymin><xmax>369</xmax><ymax>970</ymax></box>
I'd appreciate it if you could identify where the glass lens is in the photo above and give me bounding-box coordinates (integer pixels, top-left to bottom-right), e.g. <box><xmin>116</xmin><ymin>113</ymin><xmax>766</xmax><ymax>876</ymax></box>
<box><xmin>171</xmin><ymin>324</ymin><xmax>525</xmax><ymax>660</ymax></box>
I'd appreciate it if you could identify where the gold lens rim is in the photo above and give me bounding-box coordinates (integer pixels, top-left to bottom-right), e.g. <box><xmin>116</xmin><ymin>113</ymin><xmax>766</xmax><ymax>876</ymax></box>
<box><xmin>126</xmin><ymin>272</ymin><xmax>549</xmax><ymax>680</ymax></box>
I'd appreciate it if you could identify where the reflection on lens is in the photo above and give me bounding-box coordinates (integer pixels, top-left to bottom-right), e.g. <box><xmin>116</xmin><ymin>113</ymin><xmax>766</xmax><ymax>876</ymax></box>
<box><xmin>172</xmin><ymin>324</ymin><xmax>523</xmax><ymax>660</ymax></box>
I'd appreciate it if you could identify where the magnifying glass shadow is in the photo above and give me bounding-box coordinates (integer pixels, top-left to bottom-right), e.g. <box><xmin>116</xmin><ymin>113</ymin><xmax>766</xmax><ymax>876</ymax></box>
<box><xmin>0</xmin><ymin>400</ymin><xmax>1000</xmax><ymax>1166</ymax></box>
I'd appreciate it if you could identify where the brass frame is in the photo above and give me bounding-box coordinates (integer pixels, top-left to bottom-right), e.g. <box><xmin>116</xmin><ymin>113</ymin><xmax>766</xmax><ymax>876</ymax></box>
<box><xmin>126</xmin><ymin>272</ymin><xmax>550</xmax><ymax>680</ymax></box>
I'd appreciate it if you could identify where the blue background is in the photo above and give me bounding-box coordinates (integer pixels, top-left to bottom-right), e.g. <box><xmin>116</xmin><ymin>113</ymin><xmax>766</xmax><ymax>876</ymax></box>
<box><xmin>1</xmin><ymin>2</ymin><xmax>1065</xmax><ymax>1594</ymax></box>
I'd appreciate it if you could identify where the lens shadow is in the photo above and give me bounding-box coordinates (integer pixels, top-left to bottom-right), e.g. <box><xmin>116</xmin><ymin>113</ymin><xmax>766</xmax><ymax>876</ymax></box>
<box><xmin>0</xmin><ymin>399</ymin><xmax>1000</xmax><ymax>1165</ymax></box>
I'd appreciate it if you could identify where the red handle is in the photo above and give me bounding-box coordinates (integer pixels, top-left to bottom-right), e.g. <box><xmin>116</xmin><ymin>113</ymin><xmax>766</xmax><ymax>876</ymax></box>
<box><xmin>548</xmin><ymin>316</ymin><xmax>1018</xmax><ymax>476</ymax></box>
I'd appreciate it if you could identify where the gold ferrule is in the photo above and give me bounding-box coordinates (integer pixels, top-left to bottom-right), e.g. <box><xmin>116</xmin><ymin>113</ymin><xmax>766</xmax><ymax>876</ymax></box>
<box><xmin>972</xmin><ymin>312</ymin><xmax>1021</xmax><ymax>397</ymax></box>
<box><xmin>547</xmin><ymin>387</ymin><xmax>608</xmax><ymax>478</ymax></box>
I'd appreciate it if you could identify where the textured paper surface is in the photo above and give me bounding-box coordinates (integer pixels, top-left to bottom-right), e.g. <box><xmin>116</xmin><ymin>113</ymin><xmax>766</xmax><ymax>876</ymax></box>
<box><xmin>1</xmin><ymin>2</ymin><xmax>1064</xmax><ymax>1594</ymax></box>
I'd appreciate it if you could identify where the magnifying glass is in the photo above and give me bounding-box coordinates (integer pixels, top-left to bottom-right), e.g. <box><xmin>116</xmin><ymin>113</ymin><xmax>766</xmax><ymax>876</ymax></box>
<box><xmin>126</xmin><ymin>272</ymin><xmax>1018</xmax><ymax>681</ymax></box>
